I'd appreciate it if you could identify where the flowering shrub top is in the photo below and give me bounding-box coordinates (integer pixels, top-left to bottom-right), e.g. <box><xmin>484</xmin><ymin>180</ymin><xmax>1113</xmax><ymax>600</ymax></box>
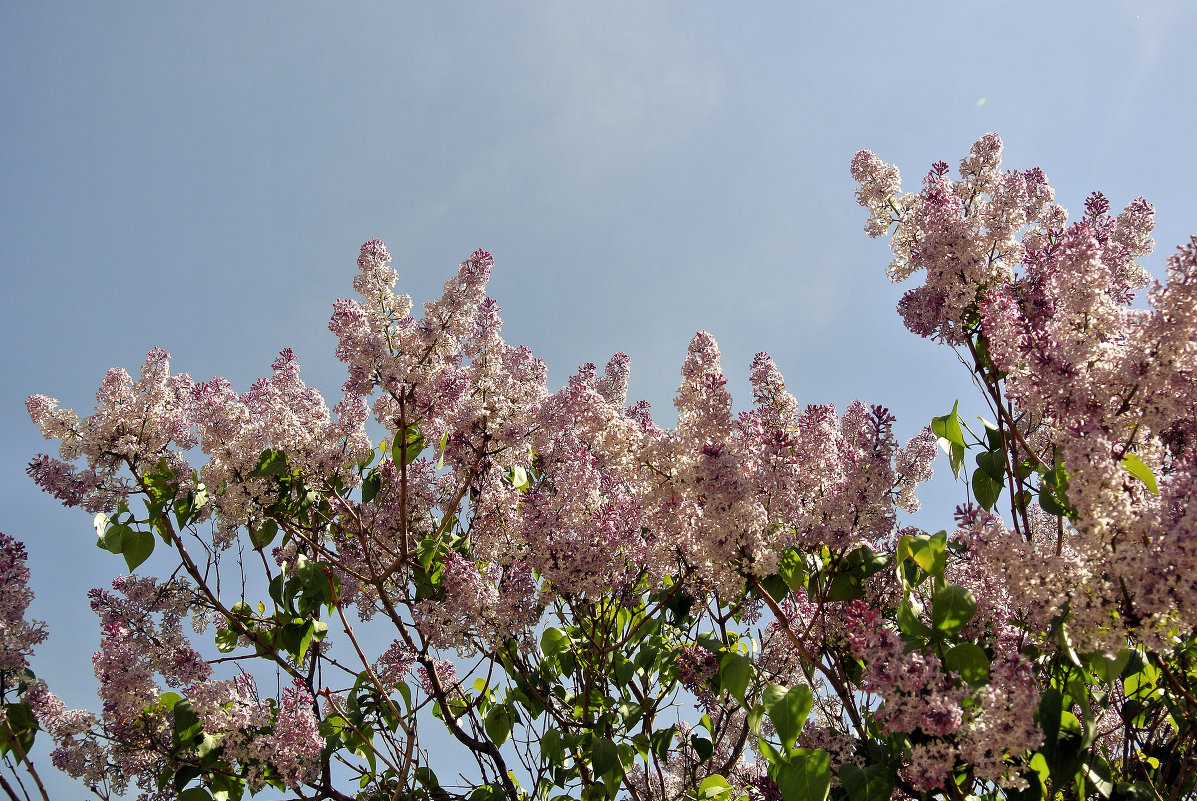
<box><xmin>2</xmin><ymin>136</ymin><xmax>1194</xmax><ymax>801</ymax></box>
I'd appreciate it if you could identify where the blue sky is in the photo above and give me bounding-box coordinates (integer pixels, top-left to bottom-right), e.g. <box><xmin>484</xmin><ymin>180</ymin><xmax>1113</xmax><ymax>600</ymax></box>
<box><xmin>3</xmin><ymin>3</ymin><xmax>1195</xmax><ymax>797</ymax></box>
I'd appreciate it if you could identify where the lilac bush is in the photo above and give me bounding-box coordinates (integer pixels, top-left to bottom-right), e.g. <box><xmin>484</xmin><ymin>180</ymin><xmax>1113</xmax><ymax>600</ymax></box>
<box><xmin>2</xmin><ymin>136</ymin><xmax>1193</xmax><ymax>801</ymax></box>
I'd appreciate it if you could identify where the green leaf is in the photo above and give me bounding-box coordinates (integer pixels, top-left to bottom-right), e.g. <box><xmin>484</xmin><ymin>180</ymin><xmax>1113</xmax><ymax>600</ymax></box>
<box><xmin>1120</xmin><ymin>453</ymin><xmax>1159</xmax><ymax>495</ymax></box>
<box><xmin>931</xmin><ymin>401</ymin><xmax>966</xmax><ymax>448</ymax></box>
<box><xmin>436</xmin><ymin>430</ymin><xmax>449</xmax><ymax>469</ymax></box>
<box><xmin>123</xmin><ymin>528</ymin><xmax>155</xmax><ymax>571</ymax></box>
<box><xmin>897</xmin><ymin>597</ymin><xmax>933</xmax><ymax>638</ymax></box>
<box><xmin>972</xmin><ymin>464</ymin><xmax>1003</xmax><ymax>511</ymax></box>
<box><xmin>210</xmin><ymin>772</ymin><xmax>244</xmax><ymax>801</ymax></box>
<box><xmin>976</xmin><ymin>449</ymin><xmax>1006</xmax><ymax>483</ymax></box>
<box><xmin>770</xmin><ymin>749</ymin><xmax>831</xmax><ymax>801</ymax></box>
<box><xmin>1039</xmin><ymin>485</ymin><xmax>1070</xmax><ymax>517</ymax></box>
<box><xmin>746</xmin><ymin>703</ymin><xmax>764</xmax><ymax>736</ymax></box>
<box><xmin>908</xmin><ymin>531</ymin><xmax>947</xmax><ymax>578</ymax></box>
<box><xmin>508</xmin><ymin>465</ymin><xmax>529</xmax><ymax>490</ymax></box>
<box><xmin>948</xmin><ymin>441</ymin><xmax>965</xmax><ymax>479</ymax></box>
<box><xmin>762</xmin><ymin>684</ymin><xmax>812</xmax><ymax>754</ymax></box>
<box><xmin>249</xmin><ymin>519</ymin><xmax>278</xmax><ymax>550</ymax></box>
<box><xmin>698</xmin><ymin>775</ymin><xmax>732</xmax><ymax>799</ymax></box>
<box><xmin>298</xmin><ymin>620</ymin><xmax>318</xmax><ymax>662</ymax></box>
<box><xmin>415</xmin><ymin>766</ymin><xmax>442</xmax><ymax>791</ymax></box>
<box><xmin>172</xmin><ymin>699</ymin><xmax>202</xmax><ymax>749</ymax></box>
<box><xmin>945</xmin><ymin>643</ymin><xmax>990</xmax><ymax>684</ymax></box>
<box><xmin>591</xmin><ymin>736</ymin><xmax>620</xmax><ymax>779</ymax></box>
<box><xmin>931</xmin><ymin>401</ymin><xmax>966</xmax><ymax>478</ymax></box>
<box><xmin>839</xmin><ymin>763</ymin><xmax>894</xmax><ymax>801</ymax></box>
<box><xmin>614</xmin><ymin>656</ymin><xmax>635</xmax><ymax>686</ymax></box>
<box><xmin>826</xmin><ymin>569</ymin><xmax>866</xmax><ymax>601</ymax></box>
<box><xmin>0</xmin><ymin>703</ymin><xmax>38</xmax><ymax>758</ymax></box>
<box><xmin>214</xmin><ymin>628</ymin><xmax>239</xmax><ymax>653</ymax></box>
<box><xmin>1085</xmin><ymin>649</ymin><xmax>1131</xmax><ymax>684</ymax></box>
<box><xmin>196</xmin><ymin>732</ymin><xmax>222</xmax><ymax>759</ymax></box>
<box><xmin>932</xmin><ymin>584</ymin><xmax>977</xmax><ymax>636</ymax></box>
<box><xmin>542</xmin><ymin>728</ymin><xmax>565</xmax><ymax>766</ymax></box>
<box><xmin>690</xmin><ymin>735</ymin><xmax>714</xmax><ymax>763</ymax></box>
<box><xmin>401</xmin><ymin>425</ymin><xmax>426</xmax><ymax>465</ymax></box>
<box><xmin>778</xmin><ymin>549</ymin><xmax>806</xmax><ymax>593</ymax></box>
<box><xmin>540</xmin><ymin>627</ymin><xmax>571</xmax><ymax>658</ymax></box>
<box><xmin>415</xmin><ymin>536</ymin><xmax>442</xmax><ymax>572</ymax></box>
<box><xmin>484</xmin><ymin>705</ymin><xmax>515</xmax><ymax>747</ymax></box>
<box><xmin>759</xmin><ymin>574</ymin><xmax>790</xmax><ymax>603</ymax></box>
<box><xmin>251</xmin><ymin>449</ymin><xmax>288</xmax><ymax>478</ymax></box>
<box><xmin>1111</xmin><ymin>782</ymin><xmax>1155</xmax><ymax>801</ymax></box>
<box><xmin>104</xmin><ymin>522</ymin><xmax>131</xmax><ymax>553</ymax></box>
<box><xmin>394</xmin><ymin>681</ymin><xmax>412</xmax><ymax>711</ymax></box>
<box><xmin>361</xmin><ymin>470</ymin><xmax>382</xmax><ymax>504</ymax></box>
<box><xmin>979</xmin><ymin>416</ymin><xmax>1004</xmax><ymax>450</ymax></box>
<box><xmin>1039</xmin><ymin>688</ymin><xmax>1084</xmax><ymax>781</ymax></box>
<box><xmin>1083</xmin><ymin>755</ymin><xmax>1114</xmax><ymax>799</ymax></box>
<box><xmin>650</xmin><ymin>726</ymin><xmax>676</xmax><ymax>760</ymax></box>
<box><xmin>719</xmin><ymin>653</ymin><xmax>752</xmax><ymax>706</ymax></box>
<box><xmin>179</xmin><ymin>789</ymin><xmax>213</xmax><ymax>801</ymax></box>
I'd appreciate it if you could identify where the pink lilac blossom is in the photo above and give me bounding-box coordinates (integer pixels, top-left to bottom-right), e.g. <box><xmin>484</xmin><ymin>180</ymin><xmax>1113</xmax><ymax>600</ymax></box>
<box><xmin>24</xmin><ymin>239</ymin><xmax>957</xmax><ymax>796</ymax></box>
<box><xmin>414</xmin><ymin>552</ymin><xmax>538</xmax><ymax>655</ymax></box>
<box><xmin>26</xmin><ymin>349</ymin><xmax>194</xmax><ymax>515</ymax></box>
<box><xmin>22</xmin><ymin>680</ymin><xmax>105</xmax><ymax>788</ymax></box>
<box><xmin>0</xmin><ymin>533</ymin><xmax>47</xmax><ymax>679</ymax></box>
<box><xmin>374</xmin><ymin>640</ymin><xmax>418</xmax><ymax>688</ymax></box>
<box><xmin>192</xmin><ymin>349</ymin><xmax>369</xmax><ymax>545</ymax></box>
<box><xmin>414</xmin><ymin>551</ymin><xmax>499</xmax><ymax>655</ymax></box>
<box><xmin>88</xmin><ymin>576</ymin><xmax>210</xmax><ymax>688</ymax></box>
<box><xmin>676</xmin><ymin>644</ymin><xmax>720</xmax><ymax>711</ymax></box>
<box><xmin>187</xmin><ymin>673</ymin><xmax>270</xmax><ymax>735</ymax></box>
<box><xmin>269</xmin><ymin>678</ymin><xmax>324</xmax><ymax>788</ymax></box>
<box><xmin>957</xmin><ymin>654</ymin><xmax>1043</xmax><ymax>790</ymax></box>
<box><xmin>855</xmin><ymin>136</ymin><xmax>1197</xmax><ymax>649</ymax></box>
<box><xmin>417</xmin><ymin>659</ymin><xmax>459</xmax><ymax>697</ymax></box>
<box><xmin>845</xmin><ymin>602</ymin><xmax>964</xmax><ymax>737</ymax></box>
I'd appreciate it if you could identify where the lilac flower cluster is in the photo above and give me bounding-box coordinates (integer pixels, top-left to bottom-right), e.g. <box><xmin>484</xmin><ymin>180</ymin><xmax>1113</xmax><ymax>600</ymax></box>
<box><xmin>0</xmin><ymin>533</ymin><xmax>47</xmax><ymax>681</ymax></box>
<box><xmin>844</xmin><ymin>600</ymin><xmax>1040</xmax><ymax>791</ymax></box>
<box><xmin>27</xmin><ymin>348</ymin><xmax>194</xmax><ymax>514</ymax></box>
<box><xmin>854</xmin><ymin>135</ymin><xmax>1197</xmax><ymax>652</ymax></box>
<box><xmin>27</xmin><ymin>346</ymin><xmax>369</xmax><ymax>547</ymax></box>
<box><xmin>675</xmin><ymin>644</ymin><xmax>720</xmax><ymax>711</ymax></box>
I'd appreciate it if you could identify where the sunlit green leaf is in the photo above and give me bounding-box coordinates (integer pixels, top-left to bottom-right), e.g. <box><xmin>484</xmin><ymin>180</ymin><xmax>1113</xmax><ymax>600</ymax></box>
<box><xmin>698</xmin><ymin>775</ymin><xmax>732</xmax><ymax>799</ymax></box>
<box><xmin>484</xmin><ymin>705</ymin><xmax>515</xmax><ymax>747</ymax></box>
<box><xmin>591</xmin><ymin>736</ymin><xmax>620</xmax><ymax>779</ymax></box>
<box><xmin>1120</xmin><ymin>453</ymin><xmax>1159</xmax><ymax>495</ymax></box>
<box><xmin>540</xmin><ymin>628</ymin><xmax>571</xmax><ymax>658</ymax></box>
<box><xmin>250</xmin><ymin>449</ymin><xmax>288</xmax><ymax>478</ymax></box>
